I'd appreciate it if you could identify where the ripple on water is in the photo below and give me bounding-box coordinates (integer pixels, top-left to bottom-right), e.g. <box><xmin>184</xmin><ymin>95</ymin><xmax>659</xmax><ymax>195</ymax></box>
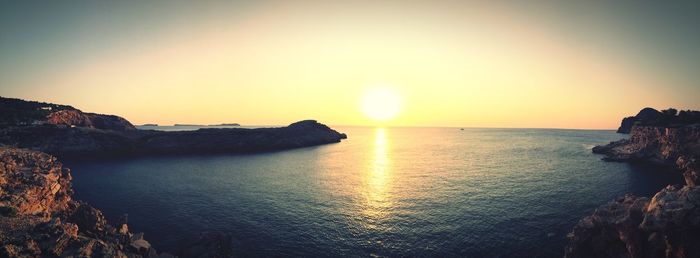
<box><xmin>68</xmin><ymin>127</ymin><xmax>681</xmax><ymax>257</ymax></box>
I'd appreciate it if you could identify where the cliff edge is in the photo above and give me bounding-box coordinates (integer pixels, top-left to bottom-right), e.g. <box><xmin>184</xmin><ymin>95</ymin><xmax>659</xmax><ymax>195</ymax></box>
<box><xmin>566</xmin><ymin>108</ymin><xmax>700</xmax><ymax>257</ymax></box>
<box><xmin>592</xmin><ymin>108</ymin><xmax>700</xmax><ymax>186</ymax></box>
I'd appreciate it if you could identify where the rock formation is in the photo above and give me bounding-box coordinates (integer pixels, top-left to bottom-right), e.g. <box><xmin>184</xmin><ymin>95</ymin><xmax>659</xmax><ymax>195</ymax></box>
<box><xmin>565</xmin><ymin>185</ymin><xmax>700</xmax><ymax>258</ymax></box>
<box><xmin>0</xmin><ymin>97</ymin><xmax>347</xmax><ymax>159</ymax></box>
<box><xmin>46</xmin><ymin>110</ymin><xmax>136</xmax><ymax>131</ymax></box>
<box><xmin>593</xmin><ymin>108</ymin><xmax>700</xmax><ymax>186</ymax></box>
<box><xmin>0</xmin><ymin>147</ymin><xmax>170</xmax><ymax>257</ymax></box>
<box><xmin>616</xmin><ymin>108</ymin><xmax>663</xmax><ymax>133</ymax></box>
<box><xmin>566</xmin><ymin>108</ymin><xmax>700</xmax><ymax>257</ymax></box>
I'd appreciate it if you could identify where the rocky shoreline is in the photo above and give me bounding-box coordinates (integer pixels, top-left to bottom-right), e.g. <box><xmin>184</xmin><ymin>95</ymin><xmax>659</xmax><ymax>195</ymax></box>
<box><xmin>566</xmin><ymin>108</ymin><xmax>700</xmax><ymax>258</ymax></box>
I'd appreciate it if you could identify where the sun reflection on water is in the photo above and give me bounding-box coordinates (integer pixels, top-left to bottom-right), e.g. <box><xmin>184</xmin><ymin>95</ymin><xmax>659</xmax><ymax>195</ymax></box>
<box><xmin>363</xmin><ymin>127</ymin><xmax>393</xmax><ymax>226</ymax></box>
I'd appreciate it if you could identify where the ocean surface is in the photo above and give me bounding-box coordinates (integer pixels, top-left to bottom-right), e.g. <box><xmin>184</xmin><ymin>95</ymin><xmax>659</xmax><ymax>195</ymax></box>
<box><xmin>67</xmin><ymin>126</ymin><xmax>682</xmax><ymax>257</ymax></box>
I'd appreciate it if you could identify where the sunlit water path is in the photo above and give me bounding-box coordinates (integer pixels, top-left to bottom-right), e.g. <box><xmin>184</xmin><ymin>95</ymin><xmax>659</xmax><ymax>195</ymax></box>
<box><xmin>68</xmin><ymin>127</ymin><xmax>681</xmax><ymax>257</ymax></box>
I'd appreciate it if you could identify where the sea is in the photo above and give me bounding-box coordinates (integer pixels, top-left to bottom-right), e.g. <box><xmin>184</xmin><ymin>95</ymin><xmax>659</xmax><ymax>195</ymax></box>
<box><xmin>66</xmin><ymin>126</ymin><xmax>682</xmax><ymax>257</ymax></box>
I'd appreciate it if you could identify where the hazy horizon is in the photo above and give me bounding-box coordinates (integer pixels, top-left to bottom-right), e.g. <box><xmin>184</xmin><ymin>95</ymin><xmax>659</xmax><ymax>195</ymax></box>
<box><xmin>2</xmin><ymin>1</ymin><xmax>699</xmax><ymax>128</ymax></box>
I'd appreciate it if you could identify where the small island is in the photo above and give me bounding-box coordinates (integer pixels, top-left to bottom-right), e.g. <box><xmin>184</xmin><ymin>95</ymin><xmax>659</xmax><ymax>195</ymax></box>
<box><xmin>172</xmin><ymin>124</ymin><xmax>205</xmax><ymax>126</ymax></box>
<box><xmin>209</xmin><ymin>123</ymin><xmax>240</xmax><ymax>126</ymax></box>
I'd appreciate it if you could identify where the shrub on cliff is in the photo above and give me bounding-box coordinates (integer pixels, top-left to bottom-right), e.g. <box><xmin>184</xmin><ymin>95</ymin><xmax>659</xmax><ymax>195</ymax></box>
<box><xmin>0</xmin><ymin>206</ymin><xmax>18</xmax><ymax>217</ymax></box>
<box><xmin>0</xmin><ymin>96</ymin><xmax>75</xmax><ymax>127</ymax></box>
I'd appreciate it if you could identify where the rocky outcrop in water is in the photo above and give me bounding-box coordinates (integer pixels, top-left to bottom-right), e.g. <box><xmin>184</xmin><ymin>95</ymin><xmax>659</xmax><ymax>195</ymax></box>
<box><xmin>566</xmin><ymin>108</ymin><xmax>700</xmax><ymax>257</ymax></box>
<box><xmin>0</xmin><ymin>147</ymin><xmax>169</xmax><ymax>257</ymax></box>
<box><xmin>0</xmin><ymin>97</ymin><xmax>347</xmax><ymax>159</ymax></box>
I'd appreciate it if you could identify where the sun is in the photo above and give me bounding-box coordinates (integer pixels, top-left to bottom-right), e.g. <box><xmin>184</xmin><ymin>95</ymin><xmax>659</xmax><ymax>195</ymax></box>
<box><xmin>361</xmin><ymin>87</ymin><xmax>402</xmax><ymax>121</ymax></box>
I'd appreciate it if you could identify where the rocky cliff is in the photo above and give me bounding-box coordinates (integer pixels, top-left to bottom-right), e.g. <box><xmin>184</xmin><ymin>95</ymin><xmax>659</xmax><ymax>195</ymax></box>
<box><xmin>566</xmin><ymin>108</ymin><xmax>700</xmax><ymax>257</ymax></box>
<box><xmin>593</xmin><ymin>113</ymin><xmax>700</xmax><ymax>186</ymax></box>
<box><xmin>0</xmin><ymin>147</ymin><xmax>169</xmax><ymax>257</ymax></box>
<box><xmin>46</xmin><ymin>109</ymin><xmax>136</xmax><ymax>131</ymax></box>
<box><xmin>565</xmin><ymin>185</ymin><xmax>700</xmax><ymax>258</ymax></box>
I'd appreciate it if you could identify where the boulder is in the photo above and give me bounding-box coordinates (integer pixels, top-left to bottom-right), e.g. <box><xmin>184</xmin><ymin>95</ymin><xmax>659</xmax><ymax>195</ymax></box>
<box><xmin>566</xmin><ymin>186</ymin><xmax>700</xmax><ymax>258</ymax></box>
<box><xmin>68</xmin><ymin>203</ymin><xmax>108</xmax><ymax>237</ymax></box>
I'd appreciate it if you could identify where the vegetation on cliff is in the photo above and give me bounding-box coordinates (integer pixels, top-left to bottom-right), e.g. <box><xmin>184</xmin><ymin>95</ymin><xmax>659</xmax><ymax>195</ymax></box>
<box><xmin>0</xmin><ymin>97</ymin><xmax>75</xmax><ymax>128</ymax></box>
<box><xmin>0</xmin><ymin>96</ymin><xmax>136</xmax><ymax>131</ymax></box>
<box><xmin>616</xmin><ymin>107</ymin><xmax>700</xmax><ymax>133</ymax></box>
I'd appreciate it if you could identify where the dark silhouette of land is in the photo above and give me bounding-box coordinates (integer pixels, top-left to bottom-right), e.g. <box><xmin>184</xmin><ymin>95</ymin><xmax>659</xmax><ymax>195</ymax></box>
<box><xmin>0</xmin><ymin>96</ymin><xmax>347</xmax><ymax>159</ymax></box>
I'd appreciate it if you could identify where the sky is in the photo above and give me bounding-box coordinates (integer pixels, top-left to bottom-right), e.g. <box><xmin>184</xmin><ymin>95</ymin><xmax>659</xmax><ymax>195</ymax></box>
<box><xmin>1</xmin><ymin>1</ymin><xmax>699</xmax><ymax>129</ymax></box>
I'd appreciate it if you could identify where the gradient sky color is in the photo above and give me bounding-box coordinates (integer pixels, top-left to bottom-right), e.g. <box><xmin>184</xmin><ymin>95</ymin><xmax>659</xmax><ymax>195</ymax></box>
<box><xmin>1</xmin><ymin>1</ymin><xmax>699</xmax><ymax>128</ymax></box>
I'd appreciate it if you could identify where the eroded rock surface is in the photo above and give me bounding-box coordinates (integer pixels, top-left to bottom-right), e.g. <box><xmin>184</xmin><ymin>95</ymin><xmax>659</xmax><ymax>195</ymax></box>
<box><xmin>565</xmin><ymin>186</ymin><xmax>700</xmax><ymax>258</ymax></box>
<box><xmin>594</xmin><ymin>108</ymin><xmax>700</xmax><ymax>186</ymax></box>
<box><xmin>0</xmin><ymin>147</ymin><xmax>169</xmax><ymax>257</ymax></box>
<box><xmin>47</xmin><ymin>109</ymin><xmax>136</xmax><ymax>131</ymax></box>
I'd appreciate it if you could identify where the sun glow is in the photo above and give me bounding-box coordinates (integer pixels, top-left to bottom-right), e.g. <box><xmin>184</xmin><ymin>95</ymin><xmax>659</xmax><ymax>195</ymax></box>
<box><xmin>361</xmin><ymin>87</ymin><xmax>402</xmax><ymax>122</ymax></box>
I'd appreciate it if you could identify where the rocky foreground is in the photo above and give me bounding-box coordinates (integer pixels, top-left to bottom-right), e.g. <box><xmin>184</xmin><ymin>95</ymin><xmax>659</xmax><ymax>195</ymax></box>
<box><xmin>0</xmin><ymin>97</ymin><xmax>347</xmax><ymax>158</ymax></box>
<box><xmin>566</xmin><ymin>108</ymin><xmax>700</xmax><ymax>258</ymax></box>
<box><xmin>0</xmin><ymin>147</ymin><xmax>175</xmax><ymax>257</ymax></box>
<box><xmin>0</xmin><ymin>146</ymin><xmax>246</xmax><ymax>257</ymax></box>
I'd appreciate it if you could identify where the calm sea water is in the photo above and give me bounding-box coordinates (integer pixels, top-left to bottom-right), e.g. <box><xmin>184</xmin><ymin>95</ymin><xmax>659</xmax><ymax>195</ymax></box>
<box><xmin>67</xmin><ymin>127</ymin><xmax>682</xmax><ymax>257</ymax></box>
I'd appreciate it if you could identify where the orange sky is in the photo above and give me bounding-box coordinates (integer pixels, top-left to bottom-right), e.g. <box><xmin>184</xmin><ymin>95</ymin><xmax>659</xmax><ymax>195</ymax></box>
<box><xmin>1</xmin><ymin>1</ymin><xmax>699</xmax><ymax>129</ymax></box>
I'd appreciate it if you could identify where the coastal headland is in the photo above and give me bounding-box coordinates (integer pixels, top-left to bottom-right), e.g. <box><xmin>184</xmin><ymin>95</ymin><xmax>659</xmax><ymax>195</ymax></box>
<box><xmin>566</xmin><ymin>108</ymin><xmax>700</xmax><ymax>258</ymax></box>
